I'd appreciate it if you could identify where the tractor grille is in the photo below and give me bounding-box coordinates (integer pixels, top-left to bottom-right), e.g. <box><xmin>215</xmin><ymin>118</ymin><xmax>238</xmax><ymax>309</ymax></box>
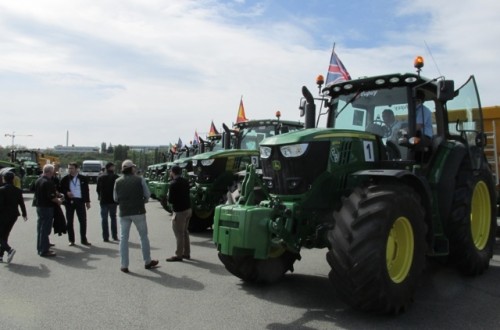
<box><xmin>261</xmin><ymin>141</ymin><xmax>329</xmax><ymax>195</ymax></box>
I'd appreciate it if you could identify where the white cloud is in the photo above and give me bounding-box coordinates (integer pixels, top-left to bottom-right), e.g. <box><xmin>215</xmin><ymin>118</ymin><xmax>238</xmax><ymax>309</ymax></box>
<box><xmin>0</xmin><ymin>0</ymin><xmax>499</xmax><ymax>149</ymax></box>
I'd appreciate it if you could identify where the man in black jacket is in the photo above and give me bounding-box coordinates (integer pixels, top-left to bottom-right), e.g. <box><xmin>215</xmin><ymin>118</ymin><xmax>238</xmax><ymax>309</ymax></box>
<box><xmin>59</xmin><ymin>162</ymin><xmax>91</xmax><ymax>246</ymax></box>
<box><xmin>166</xmin><ymin>165</ymin><xmax>192</xmax><ymax>262</ymax></box>
<box><xmin>96</xmin><ymin>162</ymin><xmax>119</xmax><ymax>242</ymax></box>
<box><xmin>0</xmin><ymin>171</ymin><xmax>27</xmax><ymax>263</ymax></box>
<box><xmin>34</xmin><ymin>164</ymin><xmax>62</xmax><ymax>257</ymax></box>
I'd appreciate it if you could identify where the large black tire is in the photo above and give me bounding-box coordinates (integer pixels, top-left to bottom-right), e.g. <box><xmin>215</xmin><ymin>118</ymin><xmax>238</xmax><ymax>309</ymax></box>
<box><xmin>218</xmin><ymin>250</ymin><xmax>299</xmax><ymax>283</ymax></box>
<box><xmin>188</xmin><ymin>209</ymin><xmax>214</xmax><ymax>232</ymax></box>
<box><xmin>327</xmin><ymin>184</ymin><xmax>427</xmax><ymax>314</ymax></box>
<box><xmin>446</xmin><ymin>159</ymin><xmax>496</xmax><ymax>275</ymax></box>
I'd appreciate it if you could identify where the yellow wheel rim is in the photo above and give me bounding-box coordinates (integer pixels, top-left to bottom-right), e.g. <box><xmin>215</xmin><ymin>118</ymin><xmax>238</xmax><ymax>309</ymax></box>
<box><xmin>194</xmin><ymin>209</ymin><xmax>213</xmax><ymax>219</ymax></box>
<box><xmin>386</xmin><ymin>216</ymin><xmax>414</xmax><ymax>284</ymax></box>
<box><xmin>470</xmin><ymin>180</ymin><xmax>491</xmax><ymax>250</ymax></box>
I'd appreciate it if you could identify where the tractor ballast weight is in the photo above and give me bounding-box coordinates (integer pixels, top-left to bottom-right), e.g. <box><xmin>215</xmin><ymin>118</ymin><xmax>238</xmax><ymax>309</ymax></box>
<box><xmin>213</xmin><ymin>69</ymin><xmax>497</xmax><ymax>314</ymax></box>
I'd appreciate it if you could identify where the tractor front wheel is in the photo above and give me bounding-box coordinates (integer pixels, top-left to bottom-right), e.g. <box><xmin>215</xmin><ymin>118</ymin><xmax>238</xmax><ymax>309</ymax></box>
<box><xmin>188</xmin><ymin>209</ymin><xmax>214</xmax><ymax>232</ymax></box>
<box><xmin>327</xmin><ymin>184</ymin><xmax>427</xmax><ymax>314</ymax></box>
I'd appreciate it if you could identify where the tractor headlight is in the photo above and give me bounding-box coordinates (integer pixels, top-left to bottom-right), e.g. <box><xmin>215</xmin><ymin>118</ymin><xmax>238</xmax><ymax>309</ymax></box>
<box><xmin>201</xmin><ymin>159</ymin><xmax>215</xmax><ymax>166</ymax></box>
<box><xmin>280</xmin><ymin>143</ymin><xmax>308</xmax><ymax>158</ymax></box>
<box><xmin>260</xmin><ymin>146</ymin><xmax>272</xmax><ymax>159</ymax></box>
<box><xmin>178</xmin><ymin>162</ymin><xmax>187</xmax><ymax>168</ymax></box>
<box><xmin>192</xmin><ymin>160</ymin><xmax>198</xmax><ymax>166</ymax></box>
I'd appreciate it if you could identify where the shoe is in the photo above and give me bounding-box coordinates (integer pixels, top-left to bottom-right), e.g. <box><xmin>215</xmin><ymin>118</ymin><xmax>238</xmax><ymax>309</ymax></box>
<box><xmin>69</xmin><ymin>242</ymin><xmax>75</xmax><ymax>246</ymax></box>
<box><xmin>166</xmin><ymin>256</ymin><xmax>183</xmax><ymax>262</ymax></box>
<box><xmin>49</xmin><ymin>243</ymin><xmax>55</xmax><ymax>247</ymax></box>
<box><xmin>103</xmin><ymin>239</ymin><xmax>110</xmax><ymax>242</ymax></box>
<box><xmin>113</xmin><ymin>238</ymin><xmax>120</xmax><ymax>242</ymax></box>
<box><xmin>182</xmin><ymin>255</ymin><xmax>191</xmax><ymax>260</ymax></box>
<box><xmin>40</xmin><ymin>251</ymin><xmax>56</xmax><ymax>257</ymax></box>
<box><xmin>7</xmin><ymin>249</ymin><xmax>16</xmax><ymax>263</ymax></box>
<box><xmin>82</xmin><ymin>241</ymin><xmax>92</xmax><ymax>246</ymax></box>
<box><xmin>120</xmin><ymin>267</ymin><xmax>129</xmax><ymax>273</ymax></box>
<box><xmin>145</xmin><ymin>260</ymin><xmax>159</xmax><ymax>269</ymax></box>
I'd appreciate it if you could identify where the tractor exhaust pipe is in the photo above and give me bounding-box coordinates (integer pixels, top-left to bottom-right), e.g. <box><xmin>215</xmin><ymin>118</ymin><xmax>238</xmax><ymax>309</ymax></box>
<box><xmin>222</xmin><ymin>123</ymin><xmax>231</xmax><ymax>149</ymax></box>
<box><xmin>302</xmin><ymin>86</ymin><xmax>316</xmax><ymax>129</ymax></box>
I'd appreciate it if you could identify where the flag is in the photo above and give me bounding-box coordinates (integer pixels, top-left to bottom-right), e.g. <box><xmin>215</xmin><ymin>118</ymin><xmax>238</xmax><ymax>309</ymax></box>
<box><xmin>326</xmin><ymin>48</ymin><xmax>351</xmax><ymax>85</ymax></box>
<box><xmin>193</xmin><ymin>130</ymin><xmax>199</xmax><ymax>145</ymax></box>
<box><xmin>177</xmin><ymin>137</ymin><xmax>183</xmax><ymax>149</ymax></box>
<box><xmin>236</xmin><ymin>98</ymin><xmax>248</xmax><ymax>123</ymax></box>
<box><xmin>208</xmin><ymin>121</ymin><xmax>219</xmax><ymax>137</ymax></box>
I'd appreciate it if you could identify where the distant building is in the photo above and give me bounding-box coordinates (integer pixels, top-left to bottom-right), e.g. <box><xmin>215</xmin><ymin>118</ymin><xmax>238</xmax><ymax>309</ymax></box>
<box><xmin>128</xmin><ymin>145</ymin><xmax>170</xmax><ymax>152</ymax></box>
<box><xmin>53</xmin><ymin>145</ymin><xmax>100</xmax><ymax>153</ymax></box>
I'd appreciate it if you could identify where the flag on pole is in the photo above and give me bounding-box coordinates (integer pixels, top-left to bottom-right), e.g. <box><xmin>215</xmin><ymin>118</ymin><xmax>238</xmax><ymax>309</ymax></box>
<box><xmin>193</xmin><ymin>130</ymin><xmax>199</xmax><ymax>145</ymax></box>
<box><xmin>236</xmin><ymin>97</ymin><xmax>248</xmax><ymax>123</ymax></box>
<box><xmin>326</xmin><ymin>48</ymin><xmax>351</xmax><ymax>85</ymax></box>
<box><xmin>177</xmin><ymin>137</ymin><xmax>183</xmax><ymax>149</ymax></box>
<box><xmin>208</xmin><ymin>121</ymin><xmax>219</xmax><ymax>137</ymax></box>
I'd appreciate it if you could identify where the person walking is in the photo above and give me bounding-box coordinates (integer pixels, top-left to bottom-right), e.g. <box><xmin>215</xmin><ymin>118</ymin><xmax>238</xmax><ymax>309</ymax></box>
<box><xmin>113</xmin><ymin>159</ymin><xmax>158</xmax><ymax>273</ymax></box>
<box><xmin>59</xmin><ymin>162</ymin><xmax>92</xmax><ymax>246</ymax></box>
<box><xmin>0</xmin><ymin>172</ymin><xmax>27</xmax><ymax>263</ymax></box>
<box><xmin>166</xmin><ymin>165</ymin><xmax>192</xmax><ymax>262</ymax></box>
<box><xmin>96</xmin><ymin>162</ymin><xmax>119</xmax><ymax>242</ymax></box>
<box><xmin>34</xmin><ymin>164</ymin><xmax>62</xmax><ymax>257</ymax></box>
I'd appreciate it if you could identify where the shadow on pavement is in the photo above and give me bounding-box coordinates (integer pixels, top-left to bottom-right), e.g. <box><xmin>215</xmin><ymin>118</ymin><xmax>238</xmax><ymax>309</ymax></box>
<box><xmin>181</xmin><ymin>258</ymin><xmax>231</xmax><ymax>276</ymax></box>
<box><xmin>126</xmin><ymin>268</ymin><xmax>205</xmax><ymax>291</ymax></box>
<box><xmin>6</xmin><ymin>263</ymin><xmax>51</xmax><ymax>278</ymax></box>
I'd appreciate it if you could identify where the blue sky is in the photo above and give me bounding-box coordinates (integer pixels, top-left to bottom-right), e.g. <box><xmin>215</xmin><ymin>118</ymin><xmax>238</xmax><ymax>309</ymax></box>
<box><xmin>1</xmin><ymin>0</ymin><xmax>499</xmax><ymax>149</ymax></box>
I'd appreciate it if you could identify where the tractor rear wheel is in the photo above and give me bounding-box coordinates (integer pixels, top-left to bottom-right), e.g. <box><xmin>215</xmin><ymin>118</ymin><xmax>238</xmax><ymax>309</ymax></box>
<box><xmin>446</xmin><ymin>161</ymin><xmax>496</xmax><ymax>275</ymax></box>
<box><xmin>327</xmin><ymin>184</ymin><xmax>426</xmax><ymax>314</ymax></box>
<box><xmin>188</xmin><ymin>209</ymin><xmax>214</xmax><ymax>232</ymax></box>
<box><xmin>218</xmin><ymin>250</ymin><xmax>298</xmax><ymax>283</ymax></box>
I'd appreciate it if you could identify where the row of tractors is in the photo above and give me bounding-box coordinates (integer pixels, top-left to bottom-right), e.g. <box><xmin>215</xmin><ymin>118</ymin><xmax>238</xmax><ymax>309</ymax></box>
<box><xmin>0</xmin><ymin>149</ymin><xmax>60</xmax><ymax>190</ymax></box>
<box><xmin>149</xmin><ymin>57</ymin><xmax>497</xmax><ymax>314</ymax></box>
<box><xmin>145</xmin><ymin>116</ymin><xmax>304</xmax><ymax>232</ymax></box>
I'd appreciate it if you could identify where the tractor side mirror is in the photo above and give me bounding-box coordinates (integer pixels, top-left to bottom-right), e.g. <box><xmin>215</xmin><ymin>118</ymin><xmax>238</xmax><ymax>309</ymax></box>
<box><xmin>437</xmin><ymin>80</ymin><xmax>455</xmax><ymax>102</ymax></box>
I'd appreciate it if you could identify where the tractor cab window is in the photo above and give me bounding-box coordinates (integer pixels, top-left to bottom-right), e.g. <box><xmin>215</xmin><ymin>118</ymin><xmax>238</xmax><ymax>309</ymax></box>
<box><xmin>445</xmin><ymin>76</ymin><xmax>482</xmax><ymax>146</ymax></box>
<box><xmin>333</xmin><ymin>87</ymin><xmax>410</xmax><ymax>159</ymax></box>
<box><xmin>239</xmin><ymin>126</ymin><xmax>276</xmax><ymax>150</ymax></box>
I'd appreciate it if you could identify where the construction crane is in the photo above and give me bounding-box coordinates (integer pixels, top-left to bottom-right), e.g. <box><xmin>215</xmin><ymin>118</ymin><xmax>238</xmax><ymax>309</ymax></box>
<box><xmin>4</xmin><ymin>131</ymin><xmax>33</xmax><ymax>148</ymax></box>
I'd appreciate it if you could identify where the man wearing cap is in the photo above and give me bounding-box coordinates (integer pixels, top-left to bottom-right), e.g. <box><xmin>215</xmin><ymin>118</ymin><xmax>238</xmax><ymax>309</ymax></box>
<box><xmin>166</xmin><ymin>165</ymin><xmax>192</xmax><ymax>262</ymax></box>
<box><xmin>60</xmin><ymin>162</ymin><xmax>92</xmax><ymax>246</ymax></box>
<box><xmin>0</xmin><ymin>171</ymin><xmax>27</xmax><ymax>263</ymax></box>
<box><xmin>113</xmin><ymin>159</ymin><xmax>158</xmax><ymax>273</ymax></box>
<box><xmin>96</xmin><ymin>162</ymin><xmax>119</xmax><ymax>242</ymax></box>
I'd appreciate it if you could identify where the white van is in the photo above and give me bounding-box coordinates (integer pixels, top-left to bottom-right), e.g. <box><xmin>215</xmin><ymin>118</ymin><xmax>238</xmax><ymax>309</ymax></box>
<box><xmin>81</xmin><ymin>160</ymin><xmax>106</xmax><ymax>183</ymax></box>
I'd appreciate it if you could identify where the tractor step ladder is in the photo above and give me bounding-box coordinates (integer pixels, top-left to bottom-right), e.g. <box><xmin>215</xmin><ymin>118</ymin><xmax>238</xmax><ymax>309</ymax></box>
<box><xmin>484</xmin><ymin>120</ymin><xmax>498</xmax><ymax>185</ymax></box>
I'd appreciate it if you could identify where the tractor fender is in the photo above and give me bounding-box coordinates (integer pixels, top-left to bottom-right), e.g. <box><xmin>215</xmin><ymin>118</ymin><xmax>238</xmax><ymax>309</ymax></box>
<box><xmin>349</xmin><ymin>169</ymin><xmax>434</xmax><ymax>244</ymax></box>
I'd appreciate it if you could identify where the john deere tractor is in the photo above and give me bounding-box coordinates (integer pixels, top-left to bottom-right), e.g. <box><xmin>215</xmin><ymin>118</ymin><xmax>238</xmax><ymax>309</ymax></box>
<box><xmin>189</xmin><ymin>116</ymin><xmax>304</xmax><ymax>232</ymax></box>
<box><xmin>213</xmin><ymin>58</ymin><xmax>497</xmax><ymax>314</ymax></box>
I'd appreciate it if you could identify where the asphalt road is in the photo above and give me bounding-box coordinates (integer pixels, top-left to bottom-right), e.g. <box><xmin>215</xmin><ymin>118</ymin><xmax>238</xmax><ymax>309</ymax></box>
<box><xmin>1</xmin><ymin>188</ymin><xmax>499</xmax><ymax>330</ymax></box>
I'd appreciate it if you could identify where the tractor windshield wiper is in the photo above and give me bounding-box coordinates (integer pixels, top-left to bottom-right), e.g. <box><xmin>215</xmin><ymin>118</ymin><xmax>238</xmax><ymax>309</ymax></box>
<box><xmin>335</xmin><ymin>90</ymin><xmax>361</xmax><ymax>119</ymax></box>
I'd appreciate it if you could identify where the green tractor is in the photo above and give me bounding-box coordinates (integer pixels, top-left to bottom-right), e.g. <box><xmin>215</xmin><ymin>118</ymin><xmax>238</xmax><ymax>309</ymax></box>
<box><xmin>213</xmin><ymin>59</ymin><xmax>497</xmax><ymax>313</ymax></box>
<box><xmin>189</xmin><ymin>116</ymin><xmax>304</xmax><ymax>232</ymax></box>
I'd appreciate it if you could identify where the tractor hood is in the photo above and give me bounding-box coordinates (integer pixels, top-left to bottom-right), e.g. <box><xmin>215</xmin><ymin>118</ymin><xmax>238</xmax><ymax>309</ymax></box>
<box><xmin>192</xmin><ymin>149</ymin><xmax>259</xmax><ymax>160</ymax></box>
<box><xmin>260</xmin><ymin>128</ymin><xmax>378</xmax><ymax>146</ymax></box>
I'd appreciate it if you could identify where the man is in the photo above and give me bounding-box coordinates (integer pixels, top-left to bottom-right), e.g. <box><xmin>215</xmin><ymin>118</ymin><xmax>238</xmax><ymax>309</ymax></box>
<box><xmin>166</xmin><ymin>165</ymin><xmax>192</xmax><ymax>262</ymax></box>
<box><xmin>0</xmin><ymin>172</ymin><xmax>27</xmax><ymax>263</ymax></box>
<box><xmin>382</xmin><ymin>109</ymin><xmax>404</xmax><ymax>142</ymax></box>
<box><xmin>415</xmin><ymin>90</ymin><xmax>433</xmax><ymax>138</ymax></box>
<box><xmin>114</xmin><ymin>159</ymin><xmax>158</xmax><ymax>273</ymax></box>
<box><xmin>96</xmin><ymin>162</ymin><xmax>119</xmax><ymax>242</ymax></box>
<box><xmin>60</xmin><ymin>162</ymin><xmax>91</xmax><ymax>246</ymax></box>
<box><xmin>34</xmin><ymin>164</ymin><xmax>62</xmax><ymax>257</ymax></box>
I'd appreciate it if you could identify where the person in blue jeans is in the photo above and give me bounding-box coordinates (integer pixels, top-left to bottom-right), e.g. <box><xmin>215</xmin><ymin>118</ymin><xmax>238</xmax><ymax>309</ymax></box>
<box><xmin>113</xmin><ymin>159</ymin><xmax>158</xmax><ymax>273</ymax></box>
<box><xmin>96</xmin><ymin>162</ymin><xmax>119</xmax><ymax>242</ymax></box>
<box><xmin>34</xmin><ymin>164</ymin><xmax>62</xmax><ymax>257</ymax></box>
